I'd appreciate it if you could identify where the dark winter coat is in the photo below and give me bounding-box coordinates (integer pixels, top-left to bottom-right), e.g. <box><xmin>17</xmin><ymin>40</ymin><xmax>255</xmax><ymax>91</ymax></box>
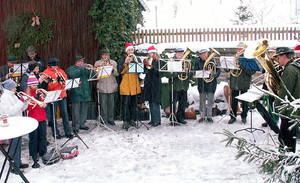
<box><xmin>194</xmin><ymin>57</ymin><xmax>221</xmax><ymax>93</ymax></box>
<box><xmin>23</xmin><ymin>55</ymin><xmax>46</xmax><ymax>72</ymax></box>
<box><xmin>0</xmin><ymin>64</ymin><xmax>9</xmax><ymax>82</ymax></box>
<box><xmin>66</xmin><ymin>64</ymin><xmax>92</xmax><ymax>103</ymax></box>
<box><xmin>142</xmin><ymin>59</ymin><xmax>162</xmax><ymax>104</ymax></box>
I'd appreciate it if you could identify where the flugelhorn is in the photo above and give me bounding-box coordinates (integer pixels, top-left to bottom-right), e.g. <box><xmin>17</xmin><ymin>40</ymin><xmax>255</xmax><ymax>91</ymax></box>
<box><xmin>55</xmin><ymin>70</ymin><xmax>67</xmax><ymax>86</ymax></box>
<box><xmin>16</xmin><ymin>91</ymin><xmax>44</xmax><ymax>108</ymax></box>
<box><xmin>36</xmin><ymin>89</ymin><xmax>48</xmax><ymax>101</ymax></box>
<box><xmin>178</xmin><ymin>47</ymin><xmax>192</xmax><ymax>81</ymax></box>
<box><xmin>145</xmin><ymin>55</ymin><xmax>153</xmax><ymax>69</ymax></box>
<box><xmin>127</xmin><ymin>54</ymin><xmax>138</xmax><ymax>63</ymax></box>
<box><xmin>231</xmin><ymin>45</ymin><xmax>248</xmax><ymax>77</ymax></box>
<box><xmin>203</xmin><ymin>48</ymin><xmax>220</xmax><ymax>83</ymax></box>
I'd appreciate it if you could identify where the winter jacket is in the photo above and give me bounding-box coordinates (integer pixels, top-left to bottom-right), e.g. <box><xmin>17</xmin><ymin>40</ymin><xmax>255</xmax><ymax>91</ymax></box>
<box><xmin>0</xmin><ymin>89</ymin><xmax>27</xmax><ymax>116</ymax></box>
<box><xmin>142</xmin><ymin>58</ymin><xmax>162</xmax><ymax>104</ymax></box>
<box><xmin>25</xmin><ymin>88</ymin><xmax>47</xmax><ymax>122</ymax></box>
<box><xmin>19</xmin><ymin>71</ymin><xmax>48</xmax><ymax>92</ymax></box>
<box><xmin>23</xmin><ymin>55</ymin><xmax>46</xmax><ymax>72</ymax></box>
<box><xmin>117</xmin><ymin>55</ymin><xmax>142</xmax><ymax>96</ymax></box>
<box><xmin>194</xmin><ymin>57</ymin><xmax>221</xmax><ymax>93</ymax></box>
<box><xmin>227</xmin><ymin>57</ymin><xmax>256</xmax><ymax>91</ymax></box>
<box><xmin>66</xmin><ymin>64</ymin><xmax>92</xmax><ymax>103</ymax></box>
<box><xmin>43</xmin><ymin>66</ymin><xmax>68</xmax><ymax>98</ymax></box>
<box><xmin>94</xmin><ymin>59</ymin><xmax>119</xmax><ymax>93</ymax></box>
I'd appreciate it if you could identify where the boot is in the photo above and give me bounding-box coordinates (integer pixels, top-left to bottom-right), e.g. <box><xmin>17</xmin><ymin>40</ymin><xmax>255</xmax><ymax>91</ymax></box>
<box><xmin>32</xmin><ymin>154</ymin><xmax>40</xmax><ymax>168</ymax></box>
<box><xmin>129</xmin><ymin>120</ymin><xmax>136</xmax><ymax>127</ymax></box>
<box><xmin>122</xmin><ymin>121</ymin><xmax>130</xmax><ymax>131</ymax></box>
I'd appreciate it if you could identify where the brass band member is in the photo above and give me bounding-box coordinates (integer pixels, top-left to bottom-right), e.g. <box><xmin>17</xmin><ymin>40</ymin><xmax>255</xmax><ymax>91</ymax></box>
<box><xmin>66</xmin><ymin>54</ymin><xmax>92</xmax><ymax>134</ymax></box>
<box><xmin>0</xmin><ymin>54</ymin><xmax>19</xmax><ymax>82</ymax></box>
<box><xmin>143</xmin><ymin>45</ymin><xmax>162</xmax><ymax>127</ymax></box>
<box><xmin>195</xmin><ymin>49</ymin><xmax>221</xmax><ymax>123</ymax></box>
<box><xmin>117</xmin><ymin>43</ymin><xmax>142</xmax><ymax>130</ymax></box>
<box><xmin>274</xmin><ymin>47</ymin><xmax>300</xmax><ymax>153</ymax></box>
<box><xmin>94</xmin><ymin>48</ymin><xmax>119</xmax><ymax>126</ymax></box>
<box><xmin>43</xmin><ymin>58</ymin><xmax>73</xmax><ymax>139</ymax></box>
<box><xmin>227</xmin><ymin>42</ymin><xmax>256</xmax><ymax>124</ymax></box>
<box><xmin>23</xmin><ymin>46</ymin><xmax>46</xmax><ymax>72</ymax></box>
<box><xmin>294</xmin><ymin>44</ymin><xmax>300</xmax><ymax>60</ymax></box>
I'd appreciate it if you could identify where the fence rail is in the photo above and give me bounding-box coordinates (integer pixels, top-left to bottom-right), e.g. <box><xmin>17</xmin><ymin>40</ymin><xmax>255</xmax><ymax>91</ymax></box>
<box><xmin>133</xmin><ymin>27</ymin><xmax>300</xmax><ymax>44</ymax></box>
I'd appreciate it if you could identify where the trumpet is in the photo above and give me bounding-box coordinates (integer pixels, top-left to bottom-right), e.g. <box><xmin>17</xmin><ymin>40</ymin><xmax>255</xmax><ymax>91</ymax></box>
<box><xmin>178</xmin><ymin>48</ymin><xmax>192</xmax><ymax>81</ymax></box>
<box><xmin>231</xmin><ymin>45</ymin><xmax>248</xmax><ymax>77</ymax></box>
<box><xmin>203</xmin><ymin>48</ymin><xmax>220</xmax><ymax>83</ymax></box>
<box><xmin>39</xmin><ymin>72</ymin><xmax>57</xmax><ymax>84</ymax></box>
<box><xmin>55</xmin><ymin>70</ymin><xmax>67</xmax><ymax>86</ymax></box>
<box><xmin>16</xmin><ymin>91</ymin><xmax>44</xmax><ymax>108</ymax></box>
<box><xmin>86</xmin><ymin>64</ymin><xmax>100</xmax><ymax>72</ymax></box>
<box><xmin>145</xmin><ymin>55</ymin><xmax>153</xmax><ymax>69</ymax></box>
<box><xmin>127</xmin><ymin>54</ymin><xmax>138</xmax><ymax>63</ymax></box>
<box><xmin>36</xmin><ymin>89</ymin><xmax>48</xmax><ymax>100</ymax></box>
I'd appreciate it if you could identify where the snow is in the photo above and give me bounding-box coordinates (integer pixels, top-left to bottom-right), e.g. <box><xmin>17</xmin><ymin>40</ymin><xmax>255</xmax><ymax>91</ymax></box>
<box><xmin>1</xmin><ymin>84</ymin><xmax>285</xmax><ymax>183</ymax></box>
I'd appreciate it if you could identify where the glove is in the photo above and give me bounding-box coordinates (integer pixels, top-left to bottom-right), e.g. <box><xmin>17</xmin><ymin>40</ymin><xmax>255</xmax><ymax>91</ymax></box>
<box><xmin>47</xmin><ymin>77</ymin><xmax>53</xmax><ymax>83</ymax></box>
<box><xmin>36</xmin><ymin>93</ymin><xmax>42</xmax><ymax>100</ymax></box>
<box><xmin>56</xmin><ymin>76</ymin><xmax>63</xmax><ymax>82</ymax></box>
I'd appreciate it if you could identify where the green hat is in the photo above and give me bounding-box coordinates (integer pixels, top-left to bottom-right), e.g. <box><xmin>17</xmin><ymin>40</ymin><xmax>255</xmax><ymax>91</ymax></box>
<box><xmin>273</xmin><ymin>47</ymin><xmax>294</xmax><ymax>57</ymax></box>
<box><xmin>75</xmin><ymin>53</ymin><xmax>85</xmax><ymax>62</ymax></box>
<box><xmin>101</xmin><ymin>48</ymin><xmax>111</xmax><ymax>55</ymax></box>
<box><xmin>27</xmin><ymin>45</ymin><xmax>36</xmax><ymax>54</ymax></box>
<box><xmin>6</xmin><ymin>54</ymin><xmax>19</xmax><ymax>63</ymax></box>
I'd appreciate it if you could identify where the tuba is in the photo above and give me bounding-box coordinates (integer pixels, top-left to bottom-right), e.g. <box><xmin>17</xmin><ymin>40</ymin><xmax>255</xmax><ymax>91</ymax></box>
<box><xmin>16</xmin><ymin>91</ymin><xmax>44</xmax><ymax>108</ymax></box>
<box><xmin>178</xmin><ymin>48</ymin><xmax>192</xmax><ymax>81</ymax></box>
<box><xmin>203</xmin><ymin>48</ymin><xmax>220</xmax><ymax>83</ymax></box>
<box><xmin>231</xmin><ymin>45</ymin><xmax>248</xmax><ymax>77</ymax></box>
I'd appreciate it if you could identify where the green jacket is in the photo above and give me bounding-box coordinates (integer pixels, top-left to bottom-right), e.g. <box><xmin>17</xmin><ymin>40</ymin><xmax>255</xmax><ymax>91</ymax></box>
<box><xmin>165</xmin><ymin>72</ymin><xmax>192</xmax><ymax>92</ymax></box>
<box><xmin>229</xmin><ymin>68</ymin><xmax>256</xmax><ymax>91</ymax></box>
<box><xmin>66</xmin><ymin>65</ymin><xmax>92</xmax><ymax>103</ymax></box>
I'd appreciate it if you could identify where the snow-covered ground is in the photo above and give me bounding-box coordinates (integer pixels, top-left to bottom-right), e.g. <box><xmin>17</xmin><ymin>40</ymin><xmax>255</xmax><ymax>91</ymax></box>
<box><xmin>1</xmin><ymin>84</ymin><xmax>283</xmax><ymax>183</ymax></box>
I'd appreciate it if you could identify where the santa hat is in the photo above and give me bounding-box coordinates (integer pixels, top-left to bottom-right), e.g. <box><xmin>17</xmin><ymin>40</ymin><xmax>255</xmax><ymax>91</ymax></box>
<box><xmin>294</xmin><ymin>44</ymin><xmax>300</xmax><ymax>53</ymax></box>
<box><xmin>148</xmin><ymin>45</ymin><xmax>157</xmax><ymax>53</ymax></box>
<box><xmin>27</xmin><ymin>72</ymin><xmax>39</xmax><ymax>86</ymax></box>
<box><xmin>125</xmin><ymin>43</ymin><xmax>134</xmax><ymax>52</ymax></box>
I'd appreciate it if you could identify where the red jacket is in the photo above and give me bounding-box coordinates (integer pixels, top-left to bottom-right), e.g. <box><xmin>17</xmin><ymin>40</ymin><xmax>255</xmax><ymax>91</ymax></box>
<box><xmin>43</xmin><ymin>66</ymin><xmax>68</xmax><ymax>98</ymax></box>
<box><xmin>26</xmin><ymin>88</ymin><xmax>47</xmax><ymax>122</ymax></box>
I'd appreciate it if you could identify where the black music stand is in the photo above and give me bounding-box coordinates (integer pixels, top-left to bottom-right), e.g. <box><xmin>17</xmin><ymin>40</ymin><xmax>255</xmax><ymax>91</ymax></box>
<box><xmin>128</xmin><ymin>62</ymin><xmax>149</xmax><ymax>130</ymax></box>
<box><xmin>234</xmin><ymin>89</ymin><xmax>265</xmax><ymax>142</ymax></box>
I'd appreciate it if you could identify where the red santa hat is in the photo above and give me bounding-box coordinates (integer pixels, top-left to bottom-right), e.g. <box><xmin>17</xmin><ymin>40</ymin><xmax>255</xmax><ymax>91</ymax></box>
<box><xmin>148</xmin><ymin>45</ymin><xmax>157</xmax><ymax>53</ymax></box>
<box><xmin>294</xmin><ymin>44</ymin><xmax>300</xmax><ymax>53</ymax></box>
<box><xmin>125</xmin><ymin>43</ymin><xmax>134</xmax><ymax>52</ymax></box>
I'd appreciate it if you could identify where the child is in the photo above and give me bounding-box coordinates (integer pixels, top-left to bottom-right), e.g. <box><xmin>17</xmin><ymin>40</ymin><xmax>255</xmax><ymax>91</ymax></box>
<box><xmin>25</xmin><ymin>73</ymin><xmax>48</xmax><ymax>168</ymax></box>
<box><xmin>0</xmin><ymin>79</ymin><xmax>29</xmax><ymax>173</ymax></box>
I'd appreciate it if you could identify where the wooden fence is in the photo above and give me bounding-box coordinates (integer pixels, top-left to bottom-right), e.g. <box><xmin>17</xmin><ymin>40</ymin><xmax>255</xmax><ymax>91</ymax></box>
<box><xmin>133</xmin><ymin>27</ymin><xmax>300</xmax><ymax>44</ymax></box>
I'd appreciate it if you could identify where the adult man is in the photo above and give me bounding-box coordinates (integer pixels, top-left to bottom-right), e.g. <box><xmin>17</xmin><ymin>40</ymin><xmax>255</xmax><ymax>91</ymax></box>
<box><xmin>117</xmin><ymin>43</ymin><xmax>142</xmax><ymax>130</ymax></box>
<box><xmin>274</xmin><ymin>47</ymin><xmax>300</xmax><ymax>153</ymax></box>
<box><xmin>167</xmin><ymin>48</ymin><xmax>192</xmax><ymax>125</ymax></box>
<box><xmin>66</xmin><ymin>54</ymin><xmax>92</xmax><ymax>134</ymax></box>
<box><xmin>0</xmin><ymin>54</ymin><xmax>19</xmax><ymax>82</ymax></box>
<box><xmin>94</xmin><ymin>48</ymin><xmax>119</xmax><ymax>126</ymax></box>
<box><xmin>195</xmin><ymin>49</ymin><xmax>221</xmax><ymax>123</ymax></box>
<box><xmin>43</xmin><ymin>58</ymin><xmax>73</xmax><ymax>139</ymax></box>
<box><xmin>23</xmin><ymin>46</ymin><xmax>46</xmax><ymax>72</ymax></box>
<box><xmin>227</xmin><ymin>42</ymin><xmax>256</xmax><ymax>124</ymax></box>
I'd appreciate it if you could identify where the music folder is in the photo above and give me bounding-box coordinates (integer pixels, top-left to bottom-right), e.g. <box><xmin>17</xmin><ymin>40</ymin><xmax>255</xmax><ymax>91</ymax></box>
<box><xmin>129</xmin><ymin>63</ymin><xmax>144</xmax><ymax>73</ymax></box>
<box><xmin>239</xmin><ymin>57</ymin><xmax>261</xmax><ymax>71</ymax></box>
<box><xmin>64</xmin><ymin>78</ymin><xmax>80</xmax><ymax>90</ymax></box>
<box><xmin>44</xmin><ymin>90</ymin><xmax>62</xmax><ymax>104</ymax></box>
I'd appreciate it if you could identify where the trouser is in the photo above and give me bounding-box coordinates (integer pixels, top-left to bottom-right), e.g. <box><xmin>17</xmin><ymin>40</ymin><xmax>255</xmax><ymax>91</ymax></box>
<box><xmin>278</xmin><ymin>118</ymin><xmax>297</xmax><ymax>153</ymax></box>
<box><xmin>170</xmin><ymin>90</ymin><xmax>187</xmax><ymax>121</ymax></box>
<box><xmin>149</xmin><ymin>102</ymin><xmax>161</xmax><ymax>123</ymax></box>
<box><xmin>8</xmin><ymin>137</ymin><xmax>22</xmax><ymax>167</ymax></box>
<box><xmin>72</xmin><ymin>101</ymin><xmax>89</xmax><ymax>131</ymax></box>
<box><xmin>231</xmin><ymin>89</ymin><xmax>248</xmax><ymax>119</ymax></box>
<box><xmin>48</xmin><ymin>98</ymin><xmax>71</xmax><ymax>136</ymax></box>
<box><xmin>122</xmin><ymin>95</ymin><xmax>137</xmax><ymax>122</ymax></box>
<box><xmin>199</xmin><ymin>92</ymin><xmax>214</xmax><ymax>118</ymax></box>
<box><xmin>29</xmin><ymin>120</ymin><xmax>47</xmax><ymax>157</ymax></box>
<box><xmin>99</xmin><ymin>92</ymin><xmax>115</xmax><ymax>123</ymax></box>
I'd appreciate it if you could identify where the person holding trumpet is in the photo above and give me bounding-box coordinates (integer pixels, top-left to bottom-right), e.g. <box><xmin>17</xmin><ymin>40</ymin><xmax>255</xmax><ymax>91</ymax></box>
<box><xmin>24</xmin><ymin>73</ymin><xmax>47</xmax><ymax>168</ymax></box>
<box><xmin>43</xmin><ymin>58</ymin><xmax>73</xmax><ymax>139</ymax></box>
<box><xmin>0</xmin><ymin>79</ymin><xmax>29</xmax><ymax>173</ymax></box>
<box><xmin>0</xmin><ymin>54</ymin><xmax>19</xmax><ymax>82</ymax></box>
<box><xmin>94</xmin><ymin>48</ymin><xmax>119</xmax><ymax>126</ymax></box>
<box><xmin>117</xmin><ymin>43</ymin><xmax>142</xmax><ymax>130</ymax></box>
<box><xmin>66</xmin><ymin>53</ymin><xmax>92</xmax><ymax>134</ymax></box>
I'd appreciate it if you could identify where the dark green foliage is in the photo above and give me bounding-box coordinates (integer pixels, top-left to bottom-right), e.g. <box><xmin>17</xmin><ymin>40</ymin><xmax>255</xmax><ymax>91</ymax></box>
<box><xmin>88</xmin><ymin>0</ymin><xmax>144</xmax><ymax>60</ymax></box>
<box><xmin>1</xmin><ymin>13</ymin><xmax>55</xmax><ymax>59</ymax></box>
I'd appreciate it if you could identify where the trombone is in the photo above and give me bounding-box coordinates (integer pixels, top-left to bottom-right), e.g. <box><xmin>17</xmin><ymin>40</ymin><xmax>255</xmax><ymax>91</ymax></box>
<box><xmin>16</xmin><ymin>91</ymin><xmax>44</xmax><ymax>108</ymax></box>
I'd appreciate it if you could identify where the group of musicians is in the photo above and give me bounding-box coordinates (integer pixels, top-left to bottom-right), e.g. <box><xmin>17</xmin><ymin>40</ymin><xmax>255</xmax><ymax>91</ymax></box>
<box><xmin>0</xmin><ymin>42</ymin><xmax>299</xmax><ymax>171</ymax></box>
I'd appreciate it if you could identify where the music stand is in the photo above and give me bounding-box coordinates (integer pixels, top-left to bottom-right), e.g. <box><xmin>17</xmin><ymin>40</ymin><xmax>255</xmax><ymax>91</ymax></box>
<box><xmin>128</xmin><ymin>62</ymin><xmax>149</xmax><ymax>130</ymax></box>
<box><xmin>87</xmin><ymin>65</ymin><xmax>113</xmax><ymax>81</ymax></box>
<box><xmin>234</xmin><ymin>88</ymin><xmax>265</xmax><ymax>142</ymax></box>
<box><xmin>59</xmin><ymin>79</ymin><xmax>89</xmax><ymax>149</ymax></box>
<box><xmin>159</xmin><ymin>58</ymin><xmax>185</xmax><ymax>126</ymax></box>
<box><xmin>219</xmin><ymin>56</ymin><xmax>239</xmax><ymax>70</ymax></box>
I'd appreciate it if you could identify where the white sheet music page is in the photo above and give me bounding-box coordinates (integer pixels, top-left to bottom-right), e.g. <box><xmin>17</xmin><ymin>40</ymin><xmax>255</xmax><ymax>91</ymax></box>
<box><xmin>64</xmin><ymin>79</ymin><xmax>73</xmax><ymax>90</ymax></box>
<box><xmin>235</xmin><ymin>88</ymin><xmax>265</xmax><ymax>103</ymax></box>
<box><xmin>194</xmin><ymin>70</ymin><xmax>210</xmax><ymax>78</ymax></box>
<box><xmin>219</xmin><ymin>56</ymin><xmax>237</xmax><ymax>70</ymax></box>
<box><xmin>167</xmin><ymin>61</ymin><xmax>183</xmax><ymax>72</ymax></box>
<box><xmin>44</xmin><ymin>90</ymin><xmax>62</xmax><ymax>103</ymax></box>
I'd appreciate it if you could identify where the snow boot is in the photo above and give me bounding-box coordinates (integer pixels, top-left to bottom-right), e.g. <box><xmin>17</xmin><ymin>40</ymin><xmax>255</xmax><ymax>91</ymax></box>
<box><xmin>32</xmin><ymin>154</ymin><xmax>40</xmax><ymax>168</ymax></box>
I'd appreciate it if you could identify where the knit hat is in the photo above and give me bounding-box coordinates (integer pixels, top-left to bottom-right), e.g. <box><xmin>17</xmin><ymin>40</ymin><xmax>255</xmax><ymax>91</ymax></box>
<box><xmin>75</xmin><ymin>53</ymin><xmax>85</xmax><ymax>62</ymax></box>
<box><xmin>294</xmin><ymin>44</ymin><xmax>300</xmax><ymax>53</ymax></box>
<box><xmin>236</xmin><ymin>42</ymin><xmax>245</xmax><ymax>49</ymax></box>
<box><xmin>48</xmin><ymin>58</ymin><xmax>60</xmax><ymax>66</ymax></box>
<box><xmin>28</xmin><ymin>61</ymin><xmax>39</xmax><ymax>72</ymax></box>
<box><xmin>101</xmin><ymin>48</ymin><xmax>111</xmax><ymax>55</ymax></box>
<box><xmin>2</xmin><ymin>79</ymin><xmax>17</xmax><ymax>90</ymax></box>
<box><xmin>6</xmin><ymin>54</ymin><xmax>19</xmax><ymax>63</ymax></box>
<box><xmin>27</xmin><ymin>72</ymin><xmax>39</xmax><ymax>86</ymax></box>
<box><xmin>148</xmin><ymin>45</ymin><xmax>157</xmax><ymax>53</ymax></box>
<box><xmin>125</xmin><ymin>43</ymin><xmax>134</xmax><ymax>52</ymax></box>
<box><xmin>27</xmin><ymin>46</ymin><xmax>36</xmax><ymax>54</ymax></box>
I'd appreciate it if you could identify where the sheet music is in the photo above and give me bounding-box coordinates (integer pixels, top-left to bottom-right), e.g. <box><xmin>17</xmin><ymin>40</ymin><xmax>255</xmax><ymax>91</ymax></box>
<box><xmin>167</xmin><ymin>61</ymin><xmax>183</xmax><ymax>72</ymax></box>
<box><xmin>194</xmin><ymin>70</ymin><xmax>210</xmax><ymax>78</ymax></box>
<box><xmin>13</xmin><ymin>63</ymin><xmax>28</xmax><ymax>76</ymax></box>
<box><xmin>73</xmin><ymin>78</ymin><xmax>80</xmax><ymax>88</ymax></box>
<box><xmin>44</xmin><ymin>90</ymin><xmax>62</xmax><ymax>103</ymax></box>
<box><xmin>219</xmin><ymin>56</ymin><xmax>238</xmax><ymax>69</ymax></box>
<box><xmin>98</xmin><ymin>66</ymin><xmax>113</xmax><ymax>78</ymax></box>
<box><xmin>64</xmin><ymin>80</ymin><xmax>73</xmax><ymax>90</ymax></box>
<box><xmin>235</xmin><ymin>88</ymin><xmax>265</xmax><ymax>103</ymax></box>
<box><xmin>129</xmin><ymin>63</ymin><xmax>144</xmax><ymax>73</ymax></box>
